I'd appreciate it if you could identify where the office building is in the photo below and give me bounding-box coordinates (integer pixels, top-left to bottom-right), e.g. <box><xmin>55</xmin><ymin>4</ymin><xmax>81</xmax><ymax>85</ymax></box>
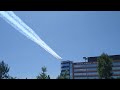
<box><xmin>61</xmin><ymin>55</ymin><xmax>120</xmax><ymax>79</ymax></box>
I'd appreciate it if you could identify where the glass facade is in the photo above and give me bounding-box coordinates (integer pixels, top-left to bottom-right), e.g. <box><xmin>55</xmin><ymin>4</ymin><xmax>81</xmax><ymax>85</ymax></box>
<box><xmin>87</xmin><ymin>77</ymin><xmax>98</xmax><ymax>79</ymax></box>
<box><xmin>113</xmin><ymin>71</ymin><xmax>120</xmax><ymax>74</ymax></box>
<box><xmin>87</xmin><ymin>72</ymin><xmax>98</xmax><ymax>75</ymax></box>
<box><xmin>74</xmin><ymin>72</ymin><xmax>98</xmax><ymax>76</ymax></box>
<box><xmin>74</xmin><ymin>73</ymin><xmax>86</xmax><ymax>76</ymax></box>
<box><xmin>74</xmin><ymin>77</ymin><xmax>87</xmax><ymax>79</ymax></box>
<box><xmin>61</xmin><ymin>61</ymin><xmax>73</xmax><ymax>79</ymax></box>
<box><xmin>61</xmin><ymin>63</ymin><xmax>70</xmax><ymax>67</ymax></box>
<box><xmin>112</xmin><ymin>76</ymin><xmax>120</xmax><ymax>78</ymax></box>
<box><xmin>87</xmin><ymin>68</ymin><xmax>97</xmax><ymax>71</ymax></box>
<box><xmin>86</xmin><ymin>64</ymin><xmax>97</xmax><ymax>66</ymax></box>
<box><xmin>74</xmin><ymin>68</ymin><xmax>97</xmax><ymax>72</ymax></box>
<box><xmin>74</xmin><ymin>64</ymin><xmax>97</xmax><ymax>68</ymax></box>
<box><xmin>74</xmin><ymin>69</ymin><xmax>86</xmax><ymax>72</ymax></box>
<box><xmin>74</xmin><ymin>65</ymin><xmax>86</xmax><ymax>68</ymax></box>
<box><xmin>112</xmin><ymin>67</ymin><xmax>120</xmax><ymax>70</ymax></box>
<box><xmin>113</xmin><ymin>62</ymin><xmax>120</xmax><ymax>66</ymax></box>
<box><xmin>61</xmin><ymin>67</ymin><xmax>69</xmax><ymax>70</ymax></box>
<box><xmin>74</xmin><ymin>76</ymin><xmax>98</xmax><ymax>79</ymax></box>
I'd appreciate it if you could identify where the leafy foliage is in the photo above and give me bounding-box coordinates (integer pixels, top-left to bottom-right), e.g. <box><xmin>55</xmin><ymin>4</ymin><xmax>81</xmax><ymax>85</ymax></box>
<box><xmin>37</xmin><ymin>66</ymin><xmax>50</xmax><ymax>79</ymax></box>
<box><xmin>0</xmin><ymin>61</ymin><xmax>10</xmax><ymax>79</ymax></box>
<box><xmin>57</xmin><ymin>70</ymin><xmax>69</xmax><ymax>79</ymax></box>
<box><xmin>97</xmin><ymin>53</ymin><xmax>113</xmax><ymax>79</ymax></box>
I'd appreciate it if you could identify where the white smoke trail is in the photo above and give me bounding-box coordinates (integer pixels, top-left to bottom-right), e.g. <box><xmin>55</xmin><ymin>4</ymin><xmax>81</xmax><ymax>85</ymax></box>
<box><xmin>0</xmin><ymin>11</ymin><xmax>37</xmax><ymax>43</ymax></box>
<box><xmin>6</xmin><ymin>11</ymin><xmax>40</xmax><ymax>41</ymax></box>
<box><xmin>0</xmin><ymin>11</ymin><xmax>62</xmax><ymax>60</ymax></box>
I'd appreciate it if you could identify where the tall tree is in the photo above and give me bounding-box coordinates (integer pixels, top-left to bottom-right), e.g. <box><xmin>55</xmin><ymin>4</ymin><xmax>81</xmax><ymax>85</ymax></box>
<box><xmin>97</xmin><ymin>53</ymin><xmax>113</xmax><ymax>79</ymax></box>
<box><xmin>0</xmin><ymin>61</ymin><xmax>10</xmax><ymax>79</ymax></box>
<box><xmin>37</xmin><ymin>66</ymin><xmax>50</xmax><ymax>79</ymax></box>
<box><xmin>57</xmin><ymin>70</ymin><xmax>69</xmax><ymax>79</ymax></box>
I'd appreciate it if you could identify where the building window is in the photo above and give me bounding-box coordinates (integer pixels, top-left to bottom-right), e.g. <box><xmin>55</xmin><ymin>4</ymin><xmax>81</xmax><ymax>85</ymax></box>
<box><xmin>113</xmin><ymin>71</ymin><xmax>120</xmax><ymax>74</ymax></box>
<box><xmin>74</xmin><ymin>69</ymin><xmax>86</xmax><ymax>72</ymax></box>
<box><xmin>61</xmin><ymin>67</ymin><xmax>70</xmax><ymax>70</ymax></box>
<box><xmin>87</xmin><ymin>72</ymin><xmax>98</xmax><ymax>75</ymax></box>
<box><xmin>112</xmin><ymin>67</ymin><xmax>120</xmax><ymax>70</ymax></box>
<box><xmin>74</xmin><ymin>73</ymin><xmax>86</xmax><ymax>76</ymax></box>
<box><xmin>74</xmin><ymin>64</ymin><xmax>97</xmax><ymax>68</ymax></box>
<box><xmin>61</xmin><ymin>63</ymin><xmax>70</xmax><ymax>67</ymax></box>
<box><xmin>113</xmin><ymin>62</ymin><xmax>120</xmax><ymax>66</ymax></box>
<box><xmin>74</xmin><ymin>77</ymin><xmax>87</xmax><ymax>79</ymax></box>
<box><xmin>87</xmin><ymin>68</ymin><xmax>97</xmax><ymax>71</ymax></box>
<box><xmin>88</xmin><ymin>77</ymin><xmax>98</xmax><ymax>79</ymax></box>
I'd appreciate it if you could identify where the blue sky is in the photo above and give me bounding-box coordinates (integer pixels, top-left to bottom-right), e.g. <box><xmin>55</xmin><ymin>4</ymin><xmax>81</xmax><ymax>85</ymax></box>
<box><xmin>0</xmin><ymin>11</ymin><xmax>120</xmax><ymax>79</ymax></box>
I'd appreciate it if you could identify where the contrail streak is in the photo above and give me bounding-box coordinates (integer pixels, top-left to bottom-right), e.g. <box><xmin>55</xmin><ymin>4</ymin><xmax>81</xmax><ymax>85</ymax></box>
<box><xmin>6</xmin><ymin>11</ymin><xmax>40</xmax><ymax>41</ymax></box>
<box><xmin>0</xmin><ymin>11</ymin><xmax>62</xmax><ymax>60</ymax></box>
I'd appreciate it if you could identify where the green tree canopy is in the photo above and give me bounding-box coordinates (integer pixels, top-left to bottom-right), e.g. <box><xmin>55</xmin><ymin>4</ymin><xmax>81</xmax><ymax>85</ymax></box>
<box><xmin>97</xmin><ymin>53</ymin><xmax>113</xmax><ymax>79</ymax></box>
<box><xmin>0</xmin><ymin>61</ymin><xmax>10</xmax><ymax>79</ymax></box>
<box><xmin>37</xmin><ymin>66</ymin><xmax>50</xmax><ymax>79</ymax></box>
<box><xmin>57</xmin><ymin>70</ymin><xmax>69</xmax><ymax>79</ymax></box>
